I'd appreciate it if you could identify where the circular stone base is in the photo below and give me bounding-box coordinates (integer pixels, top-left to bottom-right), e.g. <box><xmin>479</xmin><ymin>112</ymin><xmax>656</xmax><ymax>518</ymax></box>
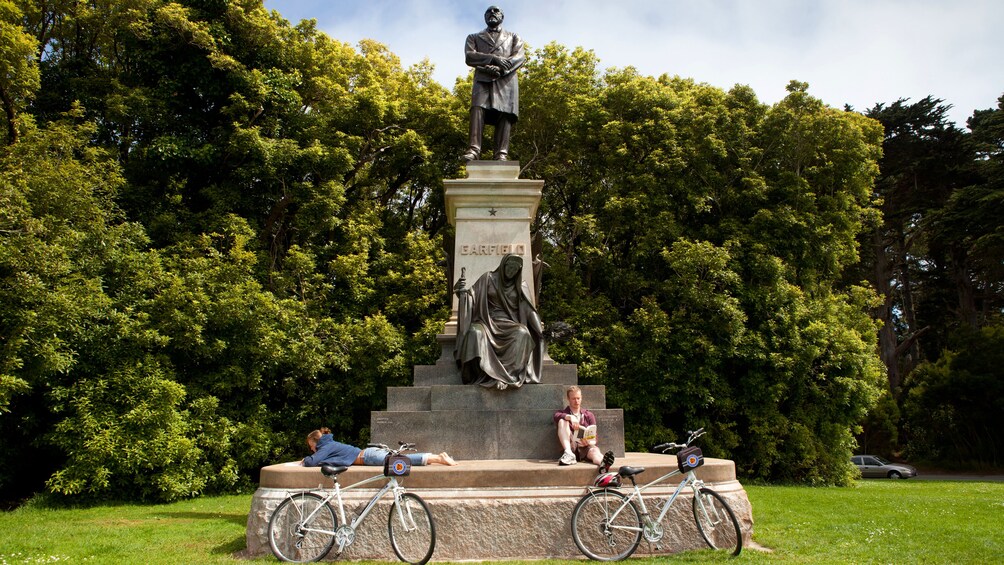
<box><xmin>244</xmin><ymin>453</ymin><xmax>753</xmax><ymax>560</ymax></box>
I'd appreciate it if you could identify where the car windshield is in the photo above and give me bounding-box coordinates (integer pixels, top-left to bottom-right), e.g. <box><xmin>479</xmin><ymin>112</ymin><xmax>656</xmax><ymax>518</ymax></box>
<box><xmin>871</xmin><ymin>455</ymin><xmax>890</xmax><ymax>465</ymax></box>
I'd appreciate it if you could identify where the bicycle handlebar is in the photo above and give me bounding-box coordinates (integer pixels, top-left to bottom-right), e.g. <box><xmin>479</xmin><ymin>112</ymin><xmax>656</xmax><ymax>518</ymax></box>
<box><xmin>687</xmin><ymin>428</ymin><xmax>706</xmax><ymax>444</ymax></box>
<box><xmin>653</xmin><ymin>427</ymin><xmax>708</xmax><ymax>453</ymax></box>
<box><xmin>653</xmin><ymin>442</ymin><xmax>681</xmax><ymax>453</ymax></box>
<box><xmin>366</xmin><ymin>441</ymin><xmax>417</xmax><ymax>454</ymax></box>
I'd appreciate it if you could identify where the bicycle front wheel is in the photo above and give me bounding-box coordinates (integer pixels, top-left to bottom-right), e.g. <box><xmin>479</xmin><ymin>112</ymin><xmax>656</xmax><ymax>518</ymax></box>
<box><xmin>387</xmin><ymin>492</ymin><xmax>436</xmax><ymax>564</ymax></box>
<box><xmin>692</xmin><ymin>487</ymin><xmax>742</xmax><ymax>556</ymax></box>
<box><xmin>268</xmin><ymin>492</ymin><xmax>337</xmax><ymax>562</ymax></box>
<box><xmin>571</xmin><ymin>488</ymin><xmax>642</xmax><ymax>561</ymax></box>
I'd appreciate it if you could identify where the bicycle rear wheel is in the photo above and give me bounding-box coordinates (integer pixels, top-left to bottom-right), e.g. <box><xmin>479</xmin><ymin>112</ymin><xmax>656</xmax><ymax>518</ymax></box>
<box><xmin>692</xmin><ymin>488</ymin><xmax>742</xmax><ymax>556</ymax></box>
<box><xmin>387</xmin><ymin>492</ymin><xmax>436</xmax><ymax>564</ymax></box>
<box><xmin>268</xmin><ymin>492</ymin><xmax>337</xmax><ymax>562</ymax></box>
<box><xmin>571</xmin><ymin>488</ymin><xmax>642</xmax><ymax>561</ymax></box>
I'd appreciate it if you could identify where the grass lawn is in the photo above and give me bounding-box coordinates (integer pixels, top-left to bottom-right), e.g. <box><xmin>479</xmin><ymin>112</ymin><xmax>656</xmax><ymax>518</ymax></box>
<box><xmin>744</xmin><ymin>480</ymin><xmax>1004</xmax><ymax>564</ymax></box>
<box><xmin>0</xmin><ymin>479</ymin><xmax>1001</xmax><ymax>563</ymax></box>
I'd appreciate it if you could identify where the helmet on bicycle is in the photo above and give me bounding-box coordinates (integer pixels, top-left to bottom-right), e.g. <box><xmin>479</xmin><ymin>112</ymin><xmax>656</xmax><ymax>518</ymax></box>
<box><xmin>593</xmin><ymin>471</ymin><xmax>621</xmax><ymax>488</ymax></box>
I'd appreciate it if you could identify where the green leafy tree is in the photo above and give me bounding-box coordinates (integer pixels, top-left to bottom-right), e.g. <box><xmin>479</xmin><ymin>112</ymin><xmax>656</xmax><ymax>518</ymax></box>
<box><xmin>520</xmin><ymin>51</ymin><xmax>886</xmax><ymax>484</ymax></box>
<box><xmin>856</xmin><ymin>94</ymin><xmax>1003</xmax><ymax>465</ymax></box>
<box><xmin>0</xmin><ymin>109</ymin><xmax>131</xmax><ymax>498</ymax></box>
<box><xmin>929</xmin><ymin>95</ymin><xmax>1004</xmax><ymax>328</ymax></box>
<box><xmin>902</xmin><ymin>323</ymin><xmax>1004</xmax><ymax>468</ymax></box>
<box><xmin>863</xmin><ymin>97</ymin><xmax>971</xmax><ymax>391</ymax></box>
<box><xmin>4</xmin><ymin>0</ymin><xmax>457</xmax><ymax>502</ymax></box>
<box><xmin>0</xmin><ymin>0</ymin><xmax>39</xmax><ymax>144</ymax></box>
<box><xmin>892</xmin><ymin>97</ymin><xmax>1004</xmax><ymax>468</ymax></box>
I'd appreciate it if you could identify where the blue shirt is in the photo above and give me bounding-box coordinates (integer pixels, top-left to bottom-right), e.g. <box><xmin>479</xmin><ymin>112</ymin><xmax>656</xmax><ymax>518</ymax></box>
<box><xmin>302</xmin><ymin>434</ymin><xmax>362</xmax><ymax>467</ymax></box>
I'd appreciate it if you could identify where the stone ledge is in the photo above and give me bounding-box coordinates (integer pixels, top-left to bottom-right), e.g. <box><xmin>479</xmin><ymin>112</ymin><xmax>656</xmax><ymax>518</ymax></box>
<box><xmin>462</xmin><ymin>160</ymin><xmax>521</xmax><ymax>180</ymax></box>
<box><xmin>259</xmin><ymin>453</ymin><xmax>736</xmax><ymax>490</ymax></box>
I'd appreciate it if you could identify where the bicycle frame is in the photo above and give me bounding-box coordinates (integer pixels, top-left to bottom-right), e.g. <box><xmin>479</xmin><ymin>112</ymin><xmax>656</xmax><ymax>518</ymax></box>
<box><xmin>570</xmin><ymin>428</ymin><xmax>741</xmax><ymax>560</ymax></box>
<box><xmin>591</xmin><ymin>467</ymin><xmax>704</xmax><ymax>534</ymax></box>
<box><xmin>268</xmin><ymin>442</ymin><xmax>438</xmax><ymax>564</ymax></box>
<box><xmin>288</xmin><ymin>472</ymin><xmax>405</xmax><ymax>540</ymax></box>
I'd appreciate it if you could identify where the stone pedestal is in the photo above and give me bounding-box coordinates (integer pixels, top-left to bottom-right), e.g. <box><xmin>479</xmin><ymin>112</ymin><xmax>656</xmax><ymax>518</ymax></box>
<box><xmin>369</xmin><ymin>162</ymin><xmax>625</xmax><ymax>461</ymax></box>
<box><xmin>444</xmin><ymin>161</ymin><xmax>543</xmax><ymax>315</ymax></box>
<box><xmin>243</xmin><ymin>454</ymin><xmax>754</xmax><ymax>560</ymax></box>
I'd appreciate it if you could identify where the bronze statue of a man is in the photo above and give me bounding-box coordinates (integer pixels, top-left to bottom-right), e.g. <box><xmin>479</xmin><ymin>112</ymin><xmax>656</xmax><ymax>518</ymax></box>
<box><xmin>462</xmin><ymin>6</ymin><xmax>525</xmax><ymax>161</ymax></box>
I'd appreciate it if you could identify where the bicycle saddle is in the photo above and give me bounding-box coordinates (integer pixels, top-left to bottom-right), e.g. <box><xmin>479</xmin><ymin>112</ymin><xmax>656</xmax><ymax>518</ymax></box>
<box><xmin>618</xmin><ymin>466</ymin><xmax>646</xmax><ymax>478</ymax></box>
<box><xmin>320</xmin><ymin>464</ymin><xmax>349</xmax><ymax>477</ymax></box>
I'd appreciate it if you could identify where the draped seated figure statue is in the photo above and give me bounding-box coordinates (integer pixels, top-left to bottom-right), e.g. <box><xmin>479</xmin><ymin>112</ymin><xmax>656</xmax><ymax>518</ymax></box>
<box><xmin>453</xmin><ymin>254</ymin><xmax>543</xmax><ymax>389</ymax></box>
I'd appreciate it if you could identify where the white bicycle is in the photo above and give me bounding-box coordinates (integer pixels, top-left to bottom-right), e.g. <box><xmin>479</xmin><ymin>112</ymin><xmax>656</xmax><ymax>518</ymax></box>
<box><xmin>570</xmin><ymin>428</ymin><xmax>742</xmax><ymax>560</ymax></box>
<box><xmin>267</xmin><ymin>442</ymin><xmax>435</xmax><ymax>563</ymax></box>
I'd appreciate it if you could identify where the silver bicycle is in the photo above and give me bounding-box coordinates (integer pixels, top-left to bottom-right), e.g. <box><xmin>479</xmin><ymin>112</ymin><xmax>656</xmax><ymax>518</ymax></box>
<box><xmin>570</xmin><ymin>428</ymin><xmax>742</xmax><ymax>560</ymax></box>
<box><xmin>267</xmin><ymin>442</ymin><xmax>435</xmax><ymax>563</ymax></box>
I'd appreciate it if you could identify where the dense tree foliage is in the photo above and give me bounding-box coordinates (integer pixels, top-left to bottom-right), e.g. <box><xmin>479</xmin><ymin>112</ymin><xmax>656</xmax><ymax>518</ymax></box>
<box><xmin>1</xmin><ymin>0</ymin><xmax>1000</xmax><ymax>502</ymax></box>
<box><xmin>517</xmin><ymin>56</ymin><xmax>886</xmax><ymax>483</ymax></box>
<box><xmin>2</xmin><ymin>0</ymin><xmax>457</xmax><ymax>502</ymax></box>
<box><xmin>859</xmin><ymin>95</ymin><xmax>1004</xmax><ymax>468</ymax></box>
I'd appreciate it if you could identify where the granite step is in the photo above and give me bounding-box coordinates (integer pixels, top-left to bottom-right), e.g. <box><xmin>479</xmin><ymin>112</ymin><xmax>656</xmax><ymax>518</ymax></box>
<box><xmin>386</xmin><ymin>383</ymin><xmax>606</xmax><ymax>412</ymax></box>
<box><xmin>370</xmin><ymin>408</ymin><xmax>624</xmax><ymax>461</ymax></box>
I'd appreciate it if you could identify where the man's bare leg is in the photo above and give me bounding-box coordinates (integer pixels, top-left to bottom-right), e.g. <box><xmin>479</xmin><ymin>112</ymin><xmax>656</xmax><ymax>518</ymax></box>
<box><xmin>557</xmin><ymin>419</ymin><xmax>574</xmax><ymax>453</ymax></box>
<box><xmin>584</xmin><ymin>446</ymin><xmax>603</xmax><ymax>466</ymax></box>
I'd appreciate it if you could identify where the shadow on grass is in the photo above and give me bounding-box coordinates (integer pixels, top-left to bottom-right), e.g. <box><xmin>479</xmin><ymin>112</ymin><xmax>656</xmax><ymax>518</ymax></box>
<box><xmin>162</xmin><ymin>510</ymin><xmax>248</xmax><ymax>527</ymax></box>
<box><xmin>216</xmin><ymin>534</ymin><xmax>250</xmax><ymax>557</ymax></box>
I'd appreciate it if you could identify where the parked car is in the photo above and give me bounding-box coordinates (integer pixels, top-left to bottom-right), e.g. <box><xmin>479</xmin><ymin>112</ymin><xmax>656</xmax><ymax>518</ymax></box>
<box><xmin>852</xmin><ymin>455</ymin><xmax>918</xmax><ymax>479</ymax></box>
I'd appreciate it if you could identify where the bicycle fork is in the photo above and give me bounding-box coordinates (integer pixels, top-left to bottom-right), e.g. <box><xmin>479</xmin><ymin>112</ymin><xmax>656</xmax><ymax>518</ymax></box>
<box><xmin>390</xmin><ymin>487</ymin><xmax>421</xmax><ymax>532</ymax></box>
<box><xmin>693</xmin><ymin>489</ymin><xmax>724</xmax><ymax>528</ymax></box>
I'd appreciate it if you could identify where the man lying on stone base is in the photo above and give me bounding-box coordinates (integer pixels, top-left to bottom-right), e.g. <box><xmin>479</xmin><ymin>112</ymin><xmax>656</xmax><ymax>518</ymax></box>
<box><xmin>302</xmin><ymin>427</ymin><xmax>458</xmax><ymax>467</ymax></box>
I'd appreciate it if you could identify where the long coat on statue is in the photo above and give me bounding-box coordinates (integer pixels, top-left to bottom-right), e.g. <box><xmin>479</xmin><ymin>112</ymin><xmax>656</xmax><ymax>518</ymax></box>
<box><xmin>465</xmin><ymin>27</ymin><xmax>525</xmax><ymax>124</ymax></box>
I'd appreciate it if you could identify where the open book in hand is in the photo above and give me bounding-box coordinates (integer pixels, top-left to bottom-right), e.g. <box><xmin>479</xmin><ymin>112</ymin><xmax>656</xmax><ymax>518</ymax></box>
<box><xmin>576</xmin><ymin>424</ymin><xmax>597</xmax><ymax>446</ymax></box>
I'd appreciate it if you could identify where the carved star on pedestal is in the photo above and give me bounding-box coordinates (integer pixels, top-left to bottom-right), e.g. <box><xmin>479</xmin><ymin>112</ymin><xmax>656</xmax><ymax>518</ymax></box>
<box><xmin>488</xmin><ymin>207</ymin><xmax>498</xmax><ymax>216</ymax></box>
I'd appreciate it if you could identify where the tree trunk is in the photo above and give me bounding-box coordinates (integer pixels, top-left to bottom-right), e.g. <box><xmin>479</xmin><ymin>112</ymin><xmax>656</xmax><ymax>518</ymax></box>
<box><xmin>896</xmin><ymin>231</ymin><xmax>921</xmax><ymax>375</ymax></box>
<box><xmin>0</xmin><ymin>84</ymin><xmax>18</xmax><ymax>145</ymax></box>
<box><xmin>872</xmin><ymin>228</ymin><xmax>900</xmax><ymax>391</ymax></box>
<box><xmin>952</xmin><ymin>246</ymin><xmax>979</xmax><ymax>328</ymax></box>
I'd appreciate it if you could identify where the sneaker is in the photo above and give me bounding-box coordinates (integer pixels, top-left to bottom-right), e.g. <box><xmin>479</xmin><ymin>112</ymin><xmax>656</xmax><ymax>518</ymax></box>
<box><xmin>559</xmin><ymin>451</ymin><xmax>576</xmax><ymax>466</ymax></box>
<box><xmin>600</xmin><ymin>450</ymin><xmax>615</xmax><ymax>472</ymax></box>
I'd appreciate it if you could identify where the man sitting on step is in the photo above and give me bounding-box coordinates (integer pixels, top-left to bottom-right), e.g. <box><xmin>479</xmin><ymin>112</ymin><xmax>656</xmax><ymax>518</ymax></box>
<box><xmin>553</xmin><ymin>386</ymin><xmax>614</xmax><ymax>468</ymax></box>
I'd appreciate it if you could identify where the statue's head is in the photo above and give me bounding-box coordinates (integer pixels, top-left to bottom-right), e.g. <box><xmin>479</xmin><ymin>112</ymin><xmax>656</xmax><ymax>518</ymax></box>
<box><xmin>501</xmin><ymin>254</ymin><xmax>522</xmax><ymax>281</ymax></box>
<box><xmin>484</xmin><ymin>6</ymin><xmax>504</xmax><ymax>28</ymax></box>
